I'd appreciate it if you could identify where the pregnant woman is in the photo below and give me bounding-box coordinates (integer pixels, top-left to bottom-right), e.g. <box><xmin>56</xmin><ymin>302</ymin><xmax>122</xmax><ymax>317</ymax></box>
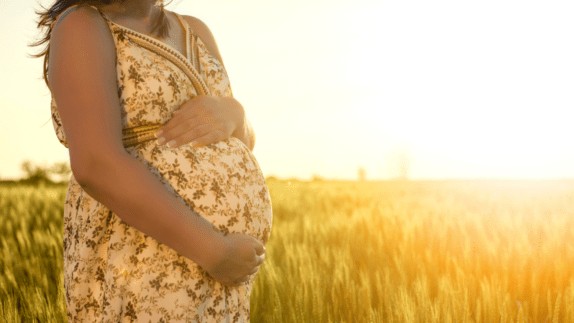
<box><xmin>35</xmin><ymin>0</ymin><xmax>272</xmax><ymax>321</ymax></box>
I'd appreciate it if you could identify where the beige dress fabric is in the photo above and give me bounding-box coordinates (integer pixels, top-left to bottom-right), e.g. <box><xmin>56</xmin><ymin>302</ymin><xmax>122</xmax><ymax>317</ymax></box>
<box><xmin>50</xmin><ymin>6</ymin><xmax>272</xmax><ymax>322</ymax></box>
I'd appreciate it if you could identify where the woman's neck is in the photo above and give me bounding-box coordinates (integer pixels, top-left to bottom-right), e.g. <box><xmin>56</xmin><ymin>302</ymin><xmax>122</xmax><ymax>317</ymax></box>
<box><xmin>100</xmin><ymin>0</ymin><xmax>161</xmax><ymax>21</ymax></box>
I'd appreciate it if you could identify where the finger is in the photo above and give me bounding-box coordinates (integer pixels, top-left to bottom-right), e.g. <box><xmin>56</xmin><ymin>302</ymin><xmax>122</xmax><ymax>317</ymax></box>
<box><xmin>161</xmin><ymin>110</ymin><xmax>195</xmax><ymax>132</ymax></box>
<box><xmin>234</xmin><ymin>275</ymin><xmax>251</xmax><ymax>285</ymax></box>
<box><xmin>171</xmin><ymin>106</ymin><xmax>199</xmax><ymax>120</ymax></box>
<box><xmin>249</xmin><ymin>266</ymin><xmax>259</xmax><ymax>276</ymax></box>
<box><xmin>190</xmin><ymin>129</ymin><xmax>227</xmax><ymax>147</ymax></box>
<box><xmin>172</xmin><ymin>95</ymin><xmax>210</xmax><ymax>118</ymax></box>
<box><xmin>159</xmin><ymin>106</ymin><xmax>217</xmax><ymax>134</ymax></box>
<box><xmin>251</xmin><ymin>253</ymin><xmax>265</xmax><ymax>268</ymax></box>
<box><xmin>162</xmin><ymin>124</ymin><xmax>215</xmax><ymax>148</ymax></box>
<box><xmin>158</xmin><ymin>115</ymin><xmax>215</xmax><ymax>142</ymax></box>
<box><xmin>253</xmin><ymin>240</ymin><xmax>265</xmax><ymax>256</ymax></box>
<box><xmin>172</xmin><ymin>124</ymin><xmax>216</xmax><ymax>148</ymax></box>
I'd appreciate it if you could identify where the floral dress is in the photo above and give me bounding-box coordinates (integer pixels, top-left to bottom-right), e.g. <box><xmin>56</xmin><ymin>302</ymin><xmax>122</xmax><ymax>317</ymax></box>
<box><xmin>49</xmin><ymin>6</ymin><xmax>272</xmax><ymax>322</ymax></box>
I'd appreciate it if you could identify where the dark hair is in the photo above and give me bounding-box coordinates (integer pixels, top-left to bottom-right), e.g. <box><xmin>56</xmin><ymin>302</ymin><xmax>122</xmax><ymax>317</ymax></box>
<box><xmin>31</xmin><ymin>0</ymin><xmax>170</xmax><ymax>85</ymax></box>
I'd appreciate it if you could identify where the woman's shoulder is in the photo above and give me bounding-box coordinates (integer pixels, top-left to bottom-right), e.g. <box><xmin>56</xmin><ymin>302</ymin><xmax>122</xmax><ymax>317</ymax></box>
<box><xmin>50</xmin><ymin>4</ymin><xmax>113</xmax><ymax>56</ymax></box>
<box><xmin>49</xmin><ymin>5</ymin><xmax>111</xmax><ymax>51</ymax></box>
<box><xmin>51</xmin><ymin>4</ymin><xmax>107</xmax><ymax>31</ymax></box>
<box><xmin>48</xmin><ymin>4</ymin><xmax>116</xmax><ymax>81</ymax></box>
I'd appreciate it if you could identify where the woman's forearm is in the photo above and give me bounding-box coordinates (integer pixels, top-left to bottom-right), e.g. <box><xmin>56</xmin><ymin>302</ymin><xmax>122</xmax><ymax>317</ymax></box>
<box><xmin>72</xmin><ymin>149</ymin><xmax>226</xmax><ymax>269</ymax></box>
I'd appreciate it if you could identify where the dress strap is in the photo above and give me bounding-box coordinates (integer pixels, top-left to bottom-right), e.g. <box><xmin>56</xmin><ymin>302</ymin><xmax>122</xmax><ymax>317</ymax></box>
<box><xmin>174</xmin><ymin>13</ymin><xmax>201</xmax><ymax>72</ymax></box>
<box><xmin>89</xmin><ymin>5</ymin><xmax>112</xmax><ymax>22</ymax></box>
<box><xmin>174</xmin><ymin>13</ymin><xmax>192</xmax><ymax>63</ymax></box>
<box><xmin>51</xmin><ymin>4</ymin><xmax>109</xmax><ymax>28</ymax></box>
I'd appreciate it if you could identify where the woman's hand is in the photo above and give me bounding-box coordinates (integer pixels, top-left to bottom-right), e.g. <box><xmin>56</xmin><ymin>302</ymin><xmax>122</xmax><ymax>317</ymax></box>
<box><xmin>155</xmin><ymin>95</ymin><xmax>245</xmax><ymax>149</ymax></box>
<box><xmin>202</xmin><ymin>232</ymin><xmax>266</xmax><ymax>286</ymax></box>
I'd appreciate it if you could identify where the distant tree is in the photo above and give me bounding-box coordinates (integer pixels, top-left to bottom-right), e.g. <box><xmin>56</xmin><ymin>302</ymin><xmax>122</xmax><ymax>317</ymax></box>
<box><xmin>19</xmin><ymin>160</ymin><xmax>71</xmax><ymax>184</ymax></box>
<box><xmin>21</xmin><ymin>161</ymin><xmax>51</xmax><ymax>184</ymax></box>
<box><xmin>358</xmin><ymin>167</ymin><xmax>366</xmax><ymax>181</ymax></box>
<box><xmin>50</xmin><ymin>162</ymin><xmax>72</xmax><ymax>183</ymax></box>
<box><xmin>311</xmin><ymin>174</ymin><xmax>324</xmax><ymax>182</ymax></box>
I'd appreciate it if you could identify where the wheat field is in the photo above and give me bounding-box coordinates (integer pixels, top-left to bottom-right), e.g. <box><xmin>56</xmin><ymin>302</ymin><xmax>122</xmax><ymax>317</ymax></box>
<box><xmin>1</xmin><ymin>180</ymin><xmax>574</xmax><ymax>322</ymax></box>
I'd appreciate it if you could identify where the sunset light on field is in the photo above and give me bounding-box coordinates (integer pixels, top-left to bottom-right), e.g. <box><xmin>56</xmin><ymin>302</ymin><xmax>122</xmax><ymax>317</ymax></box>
<box><xmin>3</xmin><ymin>2</ymin><xmax>574</xmax><ymax>321</ymax></box>
<box><xmin>1</xmin><ymin>0</ymin><xmax>573</xmax><ymax>180</ymax></box>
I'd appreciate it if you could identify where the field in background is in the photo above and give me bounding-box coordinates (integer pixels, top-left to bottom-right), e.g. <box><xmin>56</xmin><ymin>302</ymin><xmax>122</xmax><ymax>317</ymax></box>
<box><xmin>1</xmin><ymin>180</ymin><xmax>574</xmax><ymax>322</ymax></box>
<box><xmin>0</xmin><ymin>184</ymin><xmax>66</xmax><ymax>322</ymax></box>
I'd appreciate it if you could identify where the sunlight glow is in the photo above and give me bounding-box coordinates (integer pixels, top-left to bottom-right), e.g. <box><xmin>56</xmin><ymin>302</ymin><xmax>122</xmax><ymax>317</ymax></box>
<box><xmin>1</xmin><ymin>0</ymin><xmax>573</xmax><ymax>180</ymax></box>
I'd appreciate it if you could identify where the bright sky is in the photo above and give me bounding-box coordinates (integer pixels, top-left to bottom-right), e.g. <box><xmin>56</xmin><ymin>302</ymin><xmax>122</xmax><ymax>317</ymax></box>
<box><xmin>1</xmin><ymin>0</ymin><xmax>573</xmax><ymax>180</ymax></box>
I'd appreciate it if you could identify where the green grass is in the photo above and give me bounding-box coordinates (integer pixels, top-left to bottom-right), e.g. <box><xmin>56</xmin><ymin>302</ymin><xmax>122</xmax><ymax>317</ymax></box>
<box><xmin>2</xmin><ymin>180</ymin><xmax>574</xmax><ymax>322</ymax></box>
<box><xmin>0</xmin><ymin>184</ymin><xmax>66</xmax><ymax>322</ymax></box>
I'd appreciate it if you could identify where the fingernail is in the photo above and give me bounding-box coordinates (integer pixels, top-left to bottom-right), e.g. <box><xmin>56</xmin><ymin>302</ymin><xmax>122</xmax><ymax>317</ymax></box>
<box><xmin>190</xmin><ymin>141</ymin><xmax>198</xmax><ymax>147</ymax></box>
<box><xmin>167</xmin><ymin>140</ymin><xmax>177</xmax><ymax>148</ymax></box>
<box><xmin>154</xmin><ymin>130</ymin><xmax>163</xmax><ymax>138</ymax></box>
<box><xmin>157</xmin><ymin>137</ymin><xmax>166</xmax><ymax>145</ymax></box>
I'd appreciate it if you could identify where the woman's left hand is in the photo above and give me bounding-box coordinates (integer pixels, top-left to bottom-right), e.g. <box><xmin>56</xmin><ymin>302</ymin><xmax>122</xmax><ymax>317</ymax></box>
<box><xmin>155</xmin><ymin>95</ymin><xmax>244</xmax><ymax>148</ymax></box>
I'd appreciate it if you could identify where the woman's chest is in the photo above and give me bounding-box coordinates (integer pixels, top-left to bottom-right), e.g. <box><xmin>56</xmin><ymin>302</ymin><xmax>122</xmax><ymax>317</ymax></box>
<box><xmin>110</xmin><ymin>26</ymin><xmax>232</xmax><ymax>126</ymax></box>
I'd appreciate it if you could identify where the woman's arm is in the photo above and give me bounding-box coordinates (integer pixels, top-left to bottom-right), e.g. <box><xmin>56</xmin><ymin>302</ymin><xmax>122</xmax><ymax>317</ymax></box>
<box><xmin>48</xmin><ymin>6</ymin><xmax>263</xmax><ymax>285</ymax></box>
<box><xmin>154</xmin><ymin>15</ymin><xmax>256</xmax><ymax>151</ymax></box>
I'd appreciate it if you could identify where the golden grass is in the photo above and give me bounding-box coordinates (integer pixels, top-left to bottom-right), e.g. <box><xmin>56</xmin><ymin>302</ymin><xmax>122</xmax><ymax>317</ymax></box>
<box><xmin>0</xmin><ymin>184</ymin><xmax>66</xmax><ymax>322</ymax></box>
<box><xmin>252</xmin><ymin>179</ymin><xmax>574</xmax><ymax>322</ymax></box>
<box><xmin>2</xmin><ymin>180</ymin><xmax>574</xmax><ymax>322</ymax></box>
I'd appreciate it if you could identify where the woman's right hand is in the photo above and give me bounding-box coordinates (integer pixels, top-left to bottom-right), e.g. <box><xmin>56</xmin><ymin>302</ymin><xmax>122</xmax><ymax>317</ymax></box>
<box><xmin>203</xmin><ymin>232</ymin><xmax>266</xmax><ymax>286</ymax></box>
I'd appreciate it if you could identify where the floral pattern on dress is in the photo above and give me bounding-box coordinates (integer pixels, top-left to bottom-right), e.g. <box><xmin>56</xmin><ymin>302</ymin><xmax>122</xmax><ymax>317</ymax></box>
<box><xmin>50</xmin><ymin>6</ymin><xmax>272</xmax><ymax>322</ymax></box>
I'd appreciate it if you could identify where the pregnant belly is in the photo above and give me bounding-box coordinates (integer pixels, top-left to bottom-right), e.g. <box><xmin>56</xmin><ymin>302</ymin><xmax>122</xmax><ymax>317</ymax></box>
<box><xmin>128</xmin><ymin>137</ymin><xmax>272</xmax><ymax>244</ymax></box>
